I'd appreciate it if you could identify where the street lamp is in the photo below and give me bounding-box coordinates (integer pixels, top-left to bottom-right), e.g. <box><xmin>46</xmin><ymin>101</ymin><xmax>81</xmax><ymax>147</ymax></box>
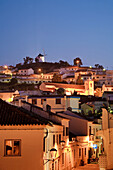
<box><xmin>38</xmin><ymin>68</ymin><xmax>41</xmax><ymax>73</ymax></box>
<box><xmin>50</xmin><ymin>148</ymin><xmax>57</xmax><ymax>159</ymax></box>
<box><xmin>44</xmin><ymin>148</ymin><xmax>57</xmax><ymax>165</ymax></box>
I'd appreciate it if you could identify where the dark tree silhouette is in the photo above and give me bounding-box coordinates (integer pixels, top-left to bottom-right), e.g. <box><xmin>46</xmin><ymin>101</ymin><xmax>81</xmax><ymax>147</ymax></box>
<box><xmin>57</xmin><ymin>88</ymin><xmax>65</xmax><ymax>95</ymax></box>
<box><xmin>74</xmin><ymin>57</ymin><xmax>83</xmax><ymax>66</ymax></box>
<box><xmin>76</xmin><ymin>74</ymin><xmax>84</xmax><ymax>85</ymax></box>
<box><xmin>52</xmin><ymin>73</ymin><xmax>62</xmax><ymax>82</ymax></box>
<box><xmin>95</xmin><ymin>64</ymin><xmax>104</xmax><ymax>69</ymax></box>
<box><xmin>23</xmin><ymin>57</ymin><xmax>33</xmax><ymax>64</ymax></box>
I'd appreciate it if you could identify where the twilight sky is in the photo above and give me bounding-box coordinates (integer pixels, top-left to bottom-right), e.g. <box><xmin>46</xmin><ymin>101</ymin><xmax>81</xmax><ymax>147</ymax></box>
<box><xmin>0</xmin><ymin>0</ymin><xmax>113</xmax><ymax>69</ymax></box>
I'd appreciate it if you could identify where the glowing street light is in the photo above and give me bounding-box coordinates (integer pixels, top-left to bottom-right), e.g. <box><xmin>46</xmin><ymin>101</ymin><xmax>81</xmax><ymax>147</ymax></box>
<box><xmin>50</xmin><ymin>148</ymin><xmax>57</xmax><ymax>159</ymax></box>
<box><xmin>4</xmin><ymin>65</ymin><xmax>8</xmax><ymax>69</ymax></box>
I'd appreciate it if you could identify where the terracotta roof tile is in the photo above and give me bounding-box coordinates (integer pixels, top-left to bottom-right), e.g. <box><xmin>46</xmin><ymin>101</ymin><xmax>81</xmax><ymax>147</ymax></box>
<box><xmin>0</xmin><ymin>99</ymin><xmax>48</xmax><ymax>125</ymax></box>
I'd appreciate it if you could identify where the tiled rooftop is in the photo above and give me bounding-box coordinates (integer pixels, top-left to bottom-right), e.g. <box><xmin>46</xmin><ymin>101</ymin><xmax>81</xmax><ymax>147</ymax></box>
<box><xmin>0</xmin><ymin>99</ymin><xmax>48</xmax><ymax>126</ymax></box>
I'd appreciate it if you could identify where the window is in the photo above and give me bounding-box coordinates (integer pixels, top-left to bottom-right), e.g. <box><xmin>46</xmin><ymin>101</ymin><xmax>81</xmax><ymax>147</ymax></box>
<box><xmin>41</xmin><ymin>99</ymin><xmax>46</xmax><ymax>104</ymax></box>
<box><xmin>89</xmin><ymin>126</ymin><xmax>91</xmax><ymax>136</ymax></box>
<box><xmin>56</xmin><ymin>98</ymin><xmax>61</xmax><ymax>104</ymax></box>
<box><xmin>59</xmin><ymin>134</ymin><xmax>61</xmax><ymax>144</ymax></box>
<box><xmin>66</xmin><ymin>127</ymin><xmax>69</xmax><ymax>136</ymax></box>
<box><xmin>5</xmin><ymin>139</ymin><xmax>21</xmax><ymax>156</ymax></box>
<box><xmin>62</xmin><ymin>153</ymin><xmax>64</xmax><ymax>165</ymax></box>
<box><xmin>53</xmin><ymin>135</ymin><xmax>55</xmax><ymax>146</ymax></box>
<box><xmin>85</xmin><ymin>148</ymin><xmax>86</xmax><ymax>156</ymax></box>
<box><xmin>90</xmin><ymin>83</ymin><xmax>92</xmax><ymax>87</ymax></box>
<box><xmin>56</xmin><ymin>134</ymin><xmax>58</xmax><ymax>145</ymax></box>
<box><xmin>63</xmin><ymin>126</ymin><xmax>65</xmax><ymax>136</ymax></box>
<box><xmin>79</xmin><ymin>148</ymin><xmax>81</xmax><ymax>157</ymax></box>
<box><xmin>32</xmin><ymin>99</ymin><xmax>37</xmax><ymax>105</ymax></box>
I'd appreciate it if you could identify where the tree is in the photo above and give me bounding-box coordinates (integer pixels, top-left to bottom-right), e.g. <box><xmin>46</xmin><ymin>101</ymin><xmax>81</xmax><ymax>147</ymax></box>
<box><xmin>95</xmin><ymin>64</ymin><xmax>104</xmax><ymax>69</ymax></box>
<box><xmin>57</xmin><ymin>88</ymin><xmax>65</xmax><ymax>95</ymax></box>
<box><xmin>52</xmin><ymin>73</ymin><xmax>62</xmax><ymax>82</ymax></box>
<box><xmin>23</xmin><ymin>56</ymin><xmax>33</xmax><ymax>64</ymax></box>
<box><xmin>29</xmin><ymin>58</ymin><xmax>33</xmax><ymax>64</ymax></box>
<box><xmin>10</xmin><ymin>78</ymin><xmax>18</xmax><ymax>85</ymax></box>
<box><xmin>76</xmin><ymin>74</ymin><xmax>84</xmax><ymax>85</ymax></box>
<box><xmin>74</xmin><ymin>57</ymin><xmax>83</xmax><ymax>66</ymax></box>
<box><xmin>35</xmin><ymin>57</ymin><xmax>39</xmax><ymax>63</ymax></box>
<box><xmin>59</xmin><ymin>60</ymin><xmax>70</xmax><ymax>66</ymax></box>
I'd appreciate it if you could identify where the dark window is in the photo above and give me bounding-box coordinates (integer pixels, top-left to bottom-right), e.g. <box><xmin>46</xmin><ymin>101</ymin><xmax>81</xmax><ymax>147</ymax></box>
<box><xmin>53</xmin><ymin>135</ymin><xmax>55</xmax><ymax>146</ymax></box>
<box><xmin>79</xmin><ymin>148</ymin><xmax>81</xmax><ymax>157</ymax></box>
<box><xmin>43</xmin><ymin>139</ymin><xmax>45</xmax><ymax>152</ymax></box>
<box><xmin>63</xmin><ymin>126</ymin><xmax>65</xmax><ymax>136</ymax></box>
<box><xmin>32</xmin><ymin>99</ymin><xmax>37</xmax><ymax>105</ymax></box>
<box><xmin>5</xmin><ymin>139</ymin><xmax>21</xmax><ymax>156</ymax></box>
<box><xmin>41</xmin><ymin>99</ymin><xmax>46</xmax><ymax>104</ymax></box>
<box><xmin>89</xmin><ymin>126</ymin><xmax>91</xmax><ymax>136</ymax></box>
<box><xmin>56</xmin><ymin>98</ymin><xmax>61</xmax><ymax>104</ymax></box>
<box><xmin>59</xmin><ymin>134</ymin><xmax>61</xmax><ymax>144</ymax></box>
<box><xmin>85</xmin><ymin>148</ymin><xmax>86</xmax><ymax>156</ymax></box>
<box><xmin>66</xmin><ymin>127</ymin><xmax>69</xmax><ymax>136</ymax></box>
<box><xmin>56</xmin><ymin>135</ymin><xmax>58</xmax><ymax>145</ymax></box>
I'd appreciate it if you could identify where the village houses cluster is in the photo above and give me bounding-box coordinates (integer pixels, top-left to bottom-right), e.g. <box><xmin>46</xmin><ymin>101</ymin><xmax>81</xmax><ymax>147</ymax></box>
<box><xmin>0</xmin><ymin>55</ymin><xmax>113</xmax><ymax>170</ymax></box>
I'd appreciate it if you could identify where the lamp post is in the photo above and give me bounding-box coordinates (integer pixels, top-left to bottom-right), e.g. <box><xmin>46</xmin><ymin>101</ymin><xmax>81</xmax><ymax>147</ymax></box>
<box><xmin>50</xmin><ymin>148</ymin><xmax>57</xmax><ymax>159</ymax></box>
<box><xmin>44</xmin><ymin>148</ymin><xmax>57</xmax><ymax>165</ymax></box>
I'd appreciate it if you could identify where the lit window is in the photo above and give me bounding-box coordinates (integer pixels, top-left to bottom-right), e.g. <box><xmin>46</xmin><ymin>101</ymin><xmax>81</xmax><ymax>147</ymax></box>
<box><xmin>5</xmin><ymin>139</ymin><xmax>21</xmax><ymax>156</ymax></box>
<box><xmin>56</xmin><ymin>98</ymin><xmax>61</xmax><ymax>104</ymax></box>
<box><xmin>32</xmin><ymin>99</ymin><xmax>37</xmax><ymax>105</ymax></box>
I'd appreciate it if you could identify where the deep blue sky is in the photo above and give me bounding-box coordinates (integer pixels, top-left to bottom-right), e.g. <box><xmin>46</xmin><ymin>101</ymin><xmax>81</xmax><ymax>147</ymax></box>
<box><xmin>0</xmin><ymin>0</ymin><xmax>113</xmax><ymax>69</ymax></box>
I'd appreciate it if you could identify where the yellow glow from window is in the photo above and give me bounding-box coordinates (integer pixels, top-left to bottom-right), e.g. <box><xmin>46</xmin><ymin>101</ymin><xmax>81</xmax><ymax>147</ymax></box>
<box><xmin>7</xmin><ymin>96</ymin><xmax>14</xmax><ymax>102</ymax></box>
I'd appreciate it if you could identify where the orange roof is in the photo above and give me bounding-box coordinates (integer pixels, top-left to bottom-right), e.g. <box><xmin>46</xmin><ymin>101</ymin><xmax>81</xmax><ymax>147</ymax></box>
<box><xmin>44</xmin><ymin>82</ymin><xmax>85</xmax><ymax>90</ymax></box>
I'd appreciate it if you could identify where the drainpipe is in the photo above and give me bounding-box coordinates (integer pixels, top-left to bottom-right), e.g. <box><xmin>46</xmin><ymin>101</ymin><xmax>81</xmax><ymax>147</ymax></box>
<box><xmin>64</xmin><ymin>95</ymin><xmax>67</xmax><ymax>111</ymax></box>
<box><xmin>43</xmin><ymin>128</ymin><xmax>48</xmax><ymax>152</ymax></box>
